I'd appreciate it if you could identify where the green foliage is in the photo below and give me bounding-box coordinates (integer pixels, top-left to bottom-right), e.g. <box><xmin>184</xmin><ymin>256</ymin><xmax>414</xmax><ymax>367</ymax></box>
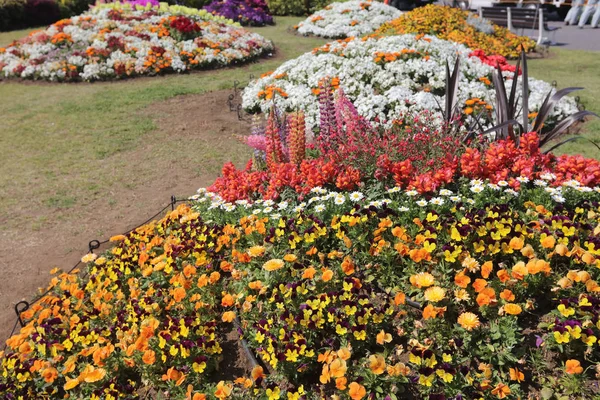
<box><xmin>0</xmin><ymin>0</ymin><xmax>26</xmax><ymax>31</ymax></box>
<box><xmin>56</xmin><ymin>0</ymin><xmax>94</xmax><ymax>18</ymax></box>
<box><xmin>266</xmin><ymin>0</ymin><xmax>351</xmax><ymax>16</ymax></box>
<box><xmin>163</xmin><ymin>0</ymin><xmax>212</xmax><ymax>10</ymax></box>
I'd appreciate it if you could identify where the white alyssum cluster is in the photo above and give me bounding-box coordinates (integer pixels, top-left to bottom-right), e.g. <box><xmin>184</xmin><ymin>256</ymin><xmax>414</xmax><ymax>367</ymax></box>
<box><xmin>242</xmin><ymin>34</ymin><xmax>578</xmax><ymax>132</ymax></box>
<box><xmin>0</xmin><ymin>6</ymin><xmax>273</xmax><ymax>82</ymax></box>
<box><xmin>296</xmin><ymin>0</ymin><xmax>402</xmax><ymax>38</ymax></box>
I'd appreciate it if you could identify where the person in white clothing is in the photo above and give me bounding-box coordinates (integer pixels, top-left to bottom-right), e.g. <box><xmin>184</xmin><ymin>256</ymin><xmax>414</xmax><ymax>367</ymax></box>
<box><xmin>565</xmin><ymin>0</ymin><xmax>585</xmax><ymax>25</ymax></box>
<box><xmin>578</xmin><ymin>0</ymin><xmax>600</xmax><ymax>27</ymax></box>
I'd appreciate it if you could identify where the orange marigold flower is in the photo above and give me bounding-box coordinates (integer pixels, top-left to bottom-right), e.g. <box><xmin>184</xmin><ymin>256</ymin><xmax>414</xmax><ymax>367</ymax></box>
<box><xmin>348</xmin><ymin>382</ymin><xmax>367</xmax><ymax>400</ymax></box>
<box><xmin>394</xmin><ymin>292</ymin><xmax>406</xmax><ymax>305</ymax></box>
<box><xmin>541</xmin><ymin>235</ymin><xmax>556</xmax><ymax>249</ymax></box>
<box><xmin>221</xmin><ymin>293</ymin><xmax>234</xmax><ymax>307</ymax></box>
<box><xmin>410</xmin><ymin>272</ymin><xmax>435</xmax><ymax>288</ymax></box>
<box><xmin>457</xmin><ymin>312</ymin><xmax>480</xmax><ymax>331</ymax></box>
<box><xmin>491</xmin><ymin>382</ymin><xmax>511</xmax><ymax>398</ymax></box>
<box><xmin>142</xmin><ymin>349</ymin><xmax>156</xmax><ymax>365</ymax></box>
<box><xmin>329</xmin><ymin>358</ymin><xmax>347</xmax><ymax>378</ymax></box>
<box><xmin>368</xmin><ymin>354</ymin><xmax>386</xmax><ymax>375</ymax></box>
<box><xmin>251</xmin><ymin>365</ymin><xmax>265</xmax><ymax>381</ymax></box>
<box><xmin>472</xmin><ymin>278</ymin><xmax>488</xmax><ymax>293</ymax></box>
<box><xmin>481</xmin><ymin>261</ymin><xmax>493</xmax><ymax>279</ymax></box>
<box><xmin>376</xmin><ymin>330</ymin><xmax>392</xmax><ymax>345</ymax></box>
<box><xmin>41</xmin><ymin>367</ymin><xmax>58</xmax><ymax>383</ymax></box>
<box><xmin>214</xmin><ymin>381</ymin><xmax>233</xmax><ymax>399</ymax></box>
<box><xmin>509</xmin><ymin>367</ymin><xmax>524</xmax><ymax>382</ymax></box>
<box><xmin>335</xmin><ymin>377</ymin><xmax>347</xmax><ymax>390</ymax></box>
<box><xmin>263</xmin><ymin>259</ymin><xmax>284</xmax><ymax>272</ymax></box>
<box><xmin>455</xmin><ymin>272</ymin><xmax>470</xmax><ymax>288</ymax></box>
<box><xmin>222</xmin><ymin>311</ymin><xmax>236</xmax><ymax>323</ymax></box>
<box><xmin>337</xmin><ymin>347</ymin><xmax>351</xmax><ymax>360</ymax></box>
<box><xmin>283</xmin><ymin>254</ymin><xmax>297</xmax><ymax>262</ymax></box>
<box><xmin>565</xmin><ymin>359</ymin><xmax>583</xmax><ymax>374</ymax></box>
<box><xmin>248</xmin><ymin>246</ymin><xmax>265</xmax><ymax>257</ymax></box>
<box><xmin>424</xmin><ymin>286</ymin><xmax>446</xmax><ymax>303</ymax></box>
<box><xmin>173</xmin><ymin>287</ymin><xmax>186</xmax><ymax>302</ymax></box>
<box><xmin>509</xmin><ymin>237</ymin><xmax>524</xmax><ymax>250</ymax></box>
<box><xmin>302</xmin><ymin>267</ymin><xmax>317</xmax><ymax>279</ymax></box>
<box><xmin>503</xmin><ymin>303</ymin><xmax>522</xmax><ymax>315</ymax></box>
<box><xmin>322</xmin><ymin>269</ymin><xmax>334</xmax><ymax>282</ymax></box>
<box><xmin>500</xmin><ymin>289</ymin><xmax>515</xmax><ymax>301</ymax></box>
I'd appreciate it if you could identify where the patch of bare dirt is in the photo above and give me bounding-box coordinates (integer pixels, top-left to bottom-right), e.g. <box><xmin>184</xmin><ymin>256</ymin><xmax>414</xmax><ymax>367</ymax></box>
<box><xmin>0</xmin><ymin>89</ymin><xmax>252</xmax><ymax>344</ymax></box>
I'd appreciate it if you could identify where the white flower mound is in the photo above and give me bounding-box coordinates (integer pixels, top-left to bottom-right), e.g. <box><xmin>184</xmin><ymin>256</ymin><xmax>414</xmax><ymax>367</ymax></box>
<box><xmin>0</xmin><ymin>5</ymin><xmax>274</xmax><ymax>82</ymax></box>
<box><xmin>295</xmin><ymin>0</ymin><xmax>402</xmax><ymax>38</ymax></box>
<box><xmin>242</xmin><ymin>34</ymin><xmax>579</xmax><ymax>131</ymax></box>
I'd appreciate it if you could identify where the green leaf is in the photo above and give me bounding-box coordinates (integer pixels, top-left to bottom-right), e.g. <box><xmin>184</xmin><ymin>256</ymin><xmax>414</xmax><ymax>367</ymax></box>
<box><xmin>540</xmin><ymin>387</ymin><xmax>554</xmax><ymax>400</ymax></box>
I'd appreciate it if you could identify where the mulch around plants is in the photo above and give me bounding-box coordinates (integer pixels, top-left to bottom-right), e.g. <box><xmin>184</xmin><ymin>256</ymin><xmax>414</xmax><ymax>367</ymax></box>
<box><xmin>0</xmin><ymin>89</ymin><xmax>252</xmax><ymax>344</ymax></box>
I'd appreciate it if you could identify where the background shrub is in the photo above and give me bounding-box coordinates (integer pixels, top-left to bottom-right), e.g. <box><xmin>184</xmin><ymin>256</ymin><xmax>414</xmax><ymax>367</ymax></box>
<box><xmin>266</xmin><ymin>0</ymin><xmax>354</xmax><ymax>16</ymax></box>
<box><xmin>0</xmin><ymin>0</ymin><xmax>27</xmax><ymax>31</ymax></box>
<box><xmin>24</xmin><ymin>0</ymin><xmax>61</xmax><ymax>27</ymax></box>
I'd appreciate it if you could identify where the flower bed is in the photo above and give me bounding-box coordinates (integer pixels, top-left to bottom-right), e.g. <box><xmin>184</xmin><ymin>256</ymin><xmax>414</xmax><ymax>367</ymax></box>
<box><xmin>0</xmin><ymin>2</ymin><xmax>274</xmax><ymax>82</ymax></box>
<box><xmin>293</xmin><ymin>0</ymin><xmax>402</xmax><ymax>39</ymax></box>
<box><xmin>242</xmin><ymin>34</ymin><xmax>577</xmax><ymax>132</ymax></box>
<box><xmin>375</xmin><ymin>4</ymin><xmax>536</xmax><ymax>59</ymax></box>
<box><xmin>203</xmin><ymin>0</ymin><xmax>273</xmax><ymax>26</ymax></box>
<box><xmin>2</xmin><ymin>85</ymin><xmax>600</xmax><ymax>398</ymax></box>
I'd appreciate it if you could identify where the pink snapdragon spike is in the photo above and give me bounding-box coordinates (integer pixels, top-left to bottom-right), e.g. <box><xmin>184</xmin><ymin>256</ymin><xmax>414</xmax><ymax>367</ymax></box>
<box><xmin>245</xmin><ymin>135</ymin><xmax>266</xmax><ymax>152</ymax></box>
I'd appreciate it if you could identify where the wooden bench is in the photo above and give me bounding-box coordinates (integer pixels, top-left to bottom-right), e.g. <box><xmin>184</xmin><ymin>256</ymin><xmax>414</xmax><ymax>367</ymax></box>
<box><xmin>480</xmin><ymin>6</ymin><xmax>561</xmax><ymax>45</ymax></box>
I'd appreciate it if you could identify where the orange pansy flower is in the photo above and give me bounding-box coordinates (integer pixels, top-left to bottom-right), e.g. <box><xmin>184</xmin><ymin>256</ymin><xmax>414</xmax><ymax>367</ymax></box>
<box><xmin>348</xmin><ymin>382</ymin><xmax>367</xmax><ymax>400</ymax></box>
<box><xmin>368</xmin><ymin>354</ymin><xmax>386</xmax><ymax>374</ymax></box>
<box><xmin>565</xmin><ymin>359</ymin><xmax>583</xmax><ymax>374</ymax></box>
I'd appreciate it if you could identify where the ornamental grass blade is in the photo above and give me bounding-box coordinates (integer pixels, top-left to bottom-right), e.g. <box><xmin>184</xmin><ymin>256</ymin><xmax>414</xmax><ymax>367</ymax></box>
<box><xmin>507</xmin><ymin>57</ymin><xmax>521</xmax><ymax>118</ymax></box>
<box><xmin>532</xmin><ymin>87</ymin><xmax>584</xmax><ymax>133</ymax></box>
<box><xmin>521</xmin><ymin>48</ymin><xmax>529</xmax><ymax>133</ymax></box>
<box><xmin>539</xmin><ymin>110</ymin><xmax>599</xmax><ymax>147</ymax></box>
<box><xmin>445</xmin><ymin>56</ymin><xmax>460</xmax><ymax>123</ymax></box>
<box><xmin>543</xmin><ymin>135</ymin><xmax>600</xmax><ymax>154</ymax></box>
<box><xmin>491</xmin><ymin>64</ymin><xmax>509</xmax><ymax>140</ymax></box>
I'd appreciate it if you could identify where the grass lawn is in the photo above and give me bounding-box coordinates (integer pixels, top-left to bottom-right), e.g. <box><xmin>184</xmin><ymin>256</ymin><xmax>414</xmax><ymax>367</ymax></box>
<box><xmin>0</xmin><ymin>17</ymin><xmax>329</xmax><ymax>234</ymax></box>
<box><xmin>527</xmin><ymin>48</ymin><xmax>600</xmax><ymax>159</ymax></box>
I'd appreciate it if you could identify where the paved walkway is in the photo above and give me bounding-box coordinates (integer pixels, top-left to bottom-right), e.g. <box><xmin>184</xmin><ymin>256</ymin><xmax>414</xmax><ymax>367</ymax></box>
<box><xmin>517</xmin><ymin>19</ymin><xmax>600</xmax><ymax>51</ymax></box>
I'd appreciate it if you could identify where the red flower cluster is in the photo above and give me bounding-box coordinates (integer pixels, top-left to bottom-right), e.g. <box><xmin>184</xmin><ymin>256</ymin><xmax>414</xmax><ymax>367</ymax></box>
<box><xmin>169</xmin><ymin>16</ymin><xmax>200</xmax><ymax>34</ymax></box>
<box><xmin>460</xmin><ymin>132</ymin><xmax>600</xmax><ymax>187</ymax></box>
<box><xmin>469</xmin><ymin>49</ymin><xmax>517</xmax><ymax>73</ymax></box>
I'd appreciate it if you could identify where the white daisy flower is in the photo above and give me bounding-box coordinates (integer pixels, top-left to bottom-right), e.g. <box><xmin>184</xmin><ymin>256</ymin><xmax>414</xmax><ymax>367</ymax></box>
<box><xmin>540</xmin><ymin>172</ymin><xmax>556</xmax><ymax>181</ymax></box>
<box><xmin>369</xmin><ymin>200</ymin><xmax>383</xmax><ymax>208</ymax></box>
<box><xmin>577</xmin><ymin>186</ymin><xmax>593</xmax><ymax>193</ymax></box>
<box><xmin>223</xmin><ymin>204</ymin><xmax>236</xmax><ymax>212</ymax></box>
<box><xmin>487</xmin><ymin>183</ymin><xmax>501</xmax><ymax>191</ymax></box>
<box><xmin>517</xmin><ymin>176</ymin><xmax>530</xmax><ymax>183</ymax></box>
<box><xmin>534</xmin><ymin>180</ymin><xmax>548</xmax><ymax>187</ymax></box>
<box><xmin>594</xmin><ymin>187</ymin><xmax>600</xmax><ymax>193</ymax></box>
<box><xmin>349</xmin><ymin>192</ymin><xmax>364</xmax><ymax>202</ymax></box>
<box><xmin>439</xmin><ymin>189</ymin><xmax>453</xmax><ymax>196</ymax></box>
<box><xmin>310</xmin><ymin>186</ymin><xmax>323</xmax><ymax>194</ymax></box>
<box><xmin>504</xmin><ymin>189</ymin><xmax>519</xmax><ymax>197</ymax></box>
<box><xmin>293</xmin><ymin>205</ymin><xmax>304</xmax><ymax>213</ymax></box>
<box><xmin>334</xmin><ymin>195</ymin><xmax>346</xmax><ymax>205</ymax></box>
<box><xmin>470</xmin><ymin>185</ymin><xmax>484</xmax><ymax>194</ymax></box>
<box><xmin>308</xmin><ymin>196</ymin><xmax>321</xmax><ymax>204</ymax></box>
<box><xmin>416</xmin><ymin>199</ymin><xmax>428</xmax><ymax>207</ymax></box>
<box><xmin>552</xmin><ymin>194</ymin><xmax>566</xmax><ymax>203</ymax></box>
<box><xmin>465</xmin><ymin>198</ymin><xmax>476</xmax><ymax>205</ymax></box>
<box><xmin>430</xmin><ymin>197</ymin><xmax>444</xmax><ymax>206</ymax></box>
<box><xmin>263</xmin><ymin>207</ymin><xmax>273</xmax><ymax>214</ymax></box>
<box><xmin>470</xmin><ymin>179</ymin><xmax>484</xmax><ymax>186</ymax></box>
<box><xmin>387</xmin><ymin>187</ymin><xmax>401</xmax><ymax>193</ymax></box>
<box><xmin>197</xmin><ymin>188</ymin><xmax>207</xmax><ymax>194</ymax></box>
<box><xmin>314</xmin><ymin>204</ymin><xmax>326</xmax><ymax>213</ymax></box>
<box><xmin>562</xmin><ymin>180</ymin><xmax>581</xmax><ymax>188</ymax></box>
<box><xmin>449</xmin><ymin>196</ymin><xmax>461</xmax><ymax>202</ymax></box>
<box><xmin>252</xmin><ymin>209</ymin><xmax>262</xmax><ymax>215</ymax></box>
<box><xmin>406</xmin><ymin>190</ymin><xmax>418</xmax><ymax>197</ymax></box>
<box><xmin>398</xmin><ymin>206</ymin><xmax>410</xmax><ymax>212</ymax></box>
<box><xmin>236</xmin><ymin>200</ymin><xmax>249</xmax><ymax>205</ymax></box>
<box><xmin>278</xmin><ymin>201</ymin><xmax>289</xmax><ymax>210</ymax></box>
<box><xmin>497</xmin><ymin>181</ymin><xmax>508</xmax><ymax>187</ymax></box>
<box><xmin>271</xmin><ymin>213</ymin><xmax>281</xmax><ymax>220</ymax></box>
<box><xmin>264</xmin><ymin>200</ymin><xmax>275</xmax><ymax>207</ymax></box>
<box><xmin>189</xmin><ymin>194</ymin><xmax>200</xmax><ymax>200</ymax></box>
